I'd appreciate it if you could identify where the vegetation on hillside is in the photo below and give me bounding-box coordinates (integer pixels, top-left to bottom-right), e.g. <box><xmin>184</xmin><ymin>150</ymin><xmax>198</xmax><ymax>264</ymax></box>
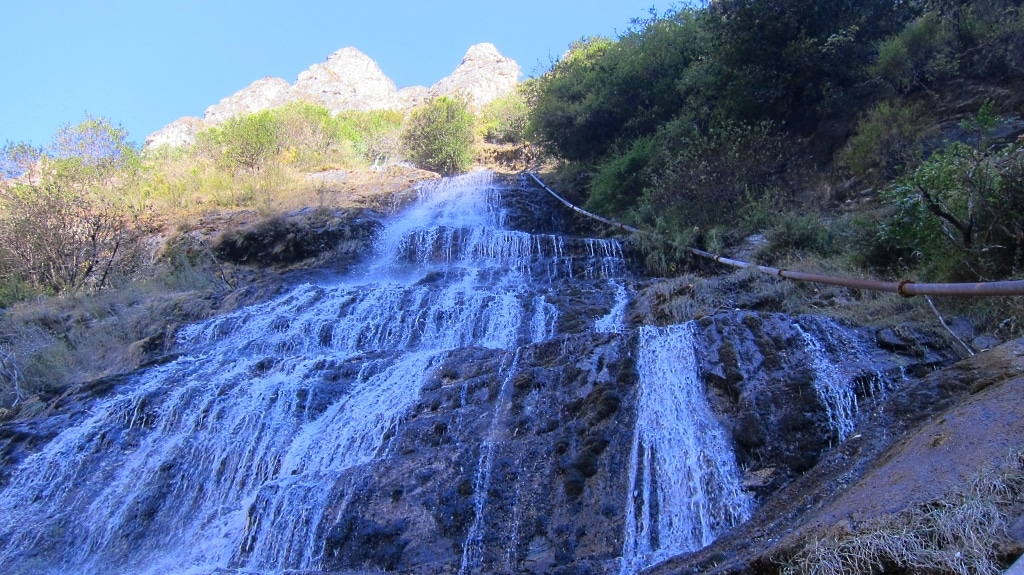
<box><xmin>527</xmin><ymin>0</ymin><xmax>1024</xmax><ymax>282</ymax></box>
<box><xmin>0</xmin><ymin>91</ymin><xmax>535</xmax><ymax>407</ymax></box>
<box><xmin>1</xmin><ymin>0</ymin><xmax>1023</xmax><ymax>409</ymax></box>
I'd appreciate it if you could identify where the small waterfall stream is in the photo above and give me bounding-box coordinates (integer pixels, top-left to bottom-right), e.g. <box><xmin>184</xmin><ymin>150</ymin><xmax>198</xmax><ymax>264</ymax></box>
<box><xmin>619</xmin><ymin>324</ymin><xmax>753</xmax><ymax>575</ymax></box>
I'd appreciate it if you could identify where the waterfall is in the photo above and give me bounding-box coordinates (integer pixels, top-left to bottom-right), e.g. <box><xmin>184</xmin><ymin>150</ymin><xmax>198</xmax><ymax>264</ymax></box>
<box><xmin>0</xmin><ymin>171</ymin><xmax>633</xmax><ymax>575</ymax></box>
<box><xmin>458</xmin><ymin>350</ymin><xmax>520</xmax><ymax>575</ymax></box>
<box><xmin>620</xmin><ymin>323</ymin><xmax>753</xmax><ymax>575</ymax></box>
<box><xmin>794</xmin><ymin>316</ymin><xmax>898</xmax><ymax>442</ymax></box>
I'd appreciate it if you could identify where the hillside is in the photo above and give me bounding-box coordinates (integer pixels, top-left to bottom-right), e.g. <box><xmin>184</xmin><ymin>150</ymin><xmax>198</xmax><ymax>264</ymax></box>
<box><xmin>1</xmin><ymin>1</ymin><xmax>1024</xmax><ymax>573</ymax></box>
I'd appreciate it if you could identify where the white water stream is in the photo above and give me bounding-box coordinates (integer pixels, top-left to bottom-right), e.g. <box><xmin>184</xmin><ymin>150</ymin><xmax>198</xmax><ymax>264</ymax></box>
<box><xmin>0</xmin><ymin>172</ymin><xmax>631</xmax><ymax>575</ymax></box>
<box><xmin>619</xmin><ymin>323</ymin><xmax>753</xmax><ymax>575</ymax></box>
<box><xmin>0</xmin><ymin>171</ymin><xmax>762</xmax><ymax>575</ymax></box>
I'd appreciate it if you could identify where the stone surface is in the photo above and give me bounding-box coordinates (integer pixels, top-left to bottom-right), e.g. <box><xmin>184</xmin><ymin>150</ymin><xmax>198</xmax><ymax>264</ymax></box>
<box><xmin>145</xmin><ymin>43</ymin><xmax>521</xmax><ymax>147</ymax></box>
<box><xmin>646</xmin><ymin>337</ymin><xmax>1024</xmax><ymax>575</ymax></box>
<box><xmin>144</xmin><ymin>116</ymin><xmax>206</xmax><ymax>148</ymax></box>
<box><xmin>290</xmin><ymin>47</ymin><xmax>402</xmax><ymax>113</ymax></box>
<box><xmin>429</xmin><ymin>43</ymin><xmax>521</xmax><ymax>111</ymax></box>
<box><xmin>204</xmin><ymin>76</ymin><xmax>294</xmax><ymax>124</ymax></box>
<box><xmin>398</xmin><ymin>85</ymin><xmax>430</xmax><ymax>109</ymax></box>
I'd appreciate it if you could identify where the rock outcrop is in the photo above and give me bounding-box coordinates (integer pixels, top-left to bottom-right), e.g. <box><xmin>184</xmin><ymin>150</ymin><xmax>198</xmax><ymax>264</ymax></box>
<box><xmin>428</xmin><ymin>43</ymin><xmax>522</xmax><ymax>111</ymax></box>
<box><xmin>290</xmin><ymin>47</ymin><xmax>402</xmax><ymax>113</ymax></box>
<box><xmin>145</xmin><ymin>44</ymin><xmax>521</xmax><ymax>148</ymax></box>
<box><xmin>144</xmin><ymin>116</ymin><xmax>206</xmax><ymax>148</ymax></box>
<box><xmin>204</xmin><ymin>76</ymin><xmax>293</xmax><ymax>124</ymax></box>
<box><xmin>398</xmin><ymin>85</ymin><xmax>430</xmax><ymax>109</ymax></box>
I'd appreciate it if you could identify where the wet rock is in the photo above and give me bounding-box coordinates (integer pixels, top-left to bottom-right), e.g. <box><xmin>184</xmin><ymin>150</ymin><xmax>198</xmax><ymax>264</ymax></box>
<box><xmin>213</xmin><ymin>207</ymin><xmax>383</xmax><ymax>269</ymax></box>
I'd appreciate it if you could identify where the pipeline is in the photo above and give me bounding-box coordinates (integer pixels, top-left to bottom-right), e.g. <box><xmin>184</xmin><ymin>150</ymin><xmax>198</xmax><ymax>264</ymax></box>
<box><xmin>525</xmin><ymin>172</ymin><xmax>1024</xmax><ymax>297</ymax></box>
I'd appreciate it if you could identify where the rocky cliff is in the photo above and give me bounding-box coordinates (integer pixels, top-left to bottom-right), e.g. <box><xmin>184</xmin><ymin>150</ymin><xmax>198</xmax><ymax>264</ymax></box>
<box><xmin>428</xmin><ymin>42</ymin><xmax>521</xmax><ymax>112</ymax></box>
<box><xmin>3</xmin><ymin>173</ymin><xmax>1018</xmax><ymax>575</ymax></box>
<box><xmin>145</xmin><ymin>43</ymin><xmax>520</xmax><ymax>148</ymax></box>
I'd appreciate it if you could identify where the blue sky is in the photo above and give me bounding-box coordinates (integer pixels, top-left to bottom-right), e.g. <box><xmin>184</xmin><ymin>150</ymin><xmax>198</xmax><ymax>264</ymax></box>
<box><xmin>1</xmin><ymin>1</ymin><xmax>679</xmax><ymax>147</ymax></box>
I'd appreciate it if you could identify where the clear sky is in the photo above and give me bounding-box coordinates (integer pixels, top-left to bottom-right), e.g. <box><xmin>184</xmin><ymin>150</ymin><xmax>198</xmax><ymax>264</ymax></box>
<box><xmin>1</xmin><ymin>0</ymin><xmax>679</xmax><ymax>148</ymax></box>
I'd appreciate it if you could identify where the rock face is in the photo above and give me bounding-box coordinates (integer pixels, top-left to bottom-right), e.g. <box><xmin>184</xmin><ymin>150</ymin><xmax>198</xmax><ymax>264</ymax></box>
<box><xmin>144</xmin><ymin>116</ymin><xmax>206</xmax><ymax>148</ymax></box>
<box><xmin>146</xmin><ymin>44</ymin><xmax>521</xmax><ymax>147</ymax></box>
<box><xmin>429</xmin><ymin>43</ymin><xmax>522</xmax><ymax>111</ymax></box>
<box><xmin>647</xmin><ymin>336</ymin><xmax>1024</xmax><ymax>575</ymax></box>
<box><xmin>204</xmin><ymin>76</ymin><xmax>294</xmax><ymax>124</ymax></box>
<box><xmin>398</xmin><ymin>85</ymin><xmax>431</xmax><ymax>109</ymax></box>
<box><xmin>290</xmin><ymin>47</ymin><xmax>402</xmax><ymax>113</ymax></box>
<box><xmin>5</xmin><ymin>174</ymin><xmax>1009</xmax><ymax>575</ymax></box>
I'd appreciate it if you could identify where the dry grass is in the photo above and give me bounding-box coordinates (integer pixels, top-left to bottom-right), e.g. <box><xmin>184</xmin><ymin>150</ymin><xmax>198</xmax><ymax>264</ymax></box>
<box><xmin>0</xmin><ymin>257</ymin><xmax>228</xmax><ymax>415</ymax></box>
<box><xmin>782</xmin><ymin>452</ymin><xmax>1024</xmax><ymax>575</ymax></box>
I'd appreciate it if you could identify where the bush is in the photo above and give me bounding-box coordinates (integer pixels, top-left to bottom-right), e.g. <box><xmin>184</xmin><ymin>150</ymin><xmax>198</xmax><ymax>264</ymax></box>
<box><xmin>0</xmin><ymin>181</ymin><xmax>154</xmax><ymax>294</ymax></box>
<box><xmin>270</xmin><ymin>102</ymin><xmax>347</xmax><ymax>170</ymax></box>
<box><xmin>842</xmin><ymin>100</ymin><xmax>936</xmax><ymax>181</ymax></box>
<box><xmin>402</xmin><ymin>96</ymin><xmax>475</xmax><ymax>175</ymax></box>
<box><xmin>342</xmin><ymin>110</ymin><xmax>404</xmax><ymax>167</ymax></box>
<box><xmin>637</xmin><ymin>115</ymin><xmax>784</xmax><ymax>233</ymax></box>
<box><xmin>870</xmin><ymin>11</ymin><xmax>958</xmax><ymax>93</ymax></box>
<box><xmin>526</xmin><ymin>11</ymin><xmax>706</xmax><ymax>163</ymax></box>
<box><xmin>0</xmin><ymin>116</ymin><xmax>154</xmax><ymax>296</ymax></box>
<box><xmin>879</xmin><ymin>125</ymin><xmax>1024</xmax><ymax>281</ymax></box>
<box><xmin>585</xmin><ymin>137</ymin><xmax>655</xmax><ymax>215</ymax></box>
<box><xmin>207</xmin><ymin>110</ymin><xmax>282</xmax><ymax>175</ymax></box>
<box><xmin>478</xmin><ymin>91</ymin><xmax>529</xmax><ymax>145</ymax></box>
<box><xmin>760</xmin><ymin>213</ymin><xmax>840</xmax><ymax>263</ymax></box>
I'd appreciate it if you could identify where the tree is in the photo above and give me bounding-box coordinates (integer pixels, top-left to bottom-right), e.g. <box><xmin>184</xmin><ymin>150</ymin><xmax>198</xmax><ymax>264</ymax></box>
<box><xmin>880</xmin><ymin>103</ymin><xmax>1024</xmax><ymax>280</ymax></box>
<box><xmin>704</xmin><ymin>0</ymin><xmax>913</xmax><ymax>127</ymax></box>
<box><xmin>526</xmin><ymin>10</ymin><xmax>707</xmax><ymax>164</ymax></box>
<box><xmin>0</xmin><ymin>142</ymin><xmax>43</xmax><ymax>181</ymax></box>
<box><xmin>402</xmin><ymin>96</ymin><xmax>475</xmax><ymax>175</ymax></box>
<box><xmin>211</xmin><ymin>111</ymin><xmax>281</xmax><ymax>174</ymax></box>
<box><xmin>0</xmin><ymin>116</ymin><xmax>152</xmax><ymax>295</ymax></box>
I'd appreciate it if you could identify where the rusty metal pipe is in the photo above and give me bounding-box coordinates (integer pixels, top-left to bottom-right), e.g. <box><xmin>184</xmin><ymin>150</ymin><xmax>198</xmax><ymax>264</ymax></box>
<box><xmin>527</xmin><ymin>172</ymin><xmax>1024</xmax><ymax>298</ymax></box>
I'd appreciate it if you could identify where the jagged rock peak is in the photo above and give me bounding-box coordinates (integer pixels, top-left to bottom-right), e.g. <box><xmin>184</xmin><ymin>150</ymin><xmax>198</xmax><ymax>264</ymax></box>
<box><xmin>145</xmin><ymin>44</ymin><xmax>521</xmax><ymax>148</ymax></box>
<box><xmin>291</xmin><ymin>46</ymin><xmax>401</xmax><ymax>113</ymax></box>
<box><xmin>204</xmin><ymin>77</ymin><xmax>293</xmax><ymax>125</ymax></box>
<box><xmin>429</xmin><ymin>42</ymin><xmax>521</xmax><ymax>111</ymax></box>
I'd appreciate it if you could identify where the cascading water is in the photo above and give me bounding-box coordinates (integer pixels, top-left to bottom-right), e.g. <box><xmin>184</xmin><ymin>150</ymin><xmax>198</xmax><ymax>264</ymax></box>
<box><xmin>0</xmin><ymin>171</ymin><xmax>768</xmax><ymax>575</ymax></box>
<box><xmin>0</xmin><ymin>172</ymin><xmax>635</xmax><ymax>575</ymax></box>
<box><xmin>619</xmin><ymin>323</ymin><xmax>753</xmax><ymax>575</ymax></box>
<box><xmin>794</xmin><ymin>316</ymin><xmax>897</xmax><ymax>442</ymax></box>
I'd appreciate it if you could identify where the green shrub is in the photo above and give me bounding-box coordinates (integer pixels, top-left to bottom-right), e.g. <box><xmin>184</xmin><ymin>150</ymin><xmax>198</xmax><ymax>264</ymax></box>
<box><xmin>842</xmin><ymin>100</ymin><xmax>936</xmax><ymax>180</ymax></box>
<box><xmin>637</xmin><ymin>115</ymin><xmax>784</xmax><ymax>233</ymax></box>
<box><xmin>760</xmin><ymin>213</ymin><xmax>839</xmax><ymax>263</ymax></box>
<box><xmin>207</xmin><ymin>110</ymin><xmax>282</xmax><ymax>175</ymax></box>
<box><xmin>270</xmin><ymin>102</ymin><xmax>346</xmax><ymax>169</ymax></box>
<box><xmin>402</xmin><ymin>96</ymin><xmax>475</xmax><ymax>175</ymax></box>
<box><xmin>870</xmin><ymin>11</ymin><xmax>957</xmax><ymax>93</ymax></box>
<box><xmin>342</xmin><ymin>109</ymin><xmax>404</xmax><ymax>167</ymax></box>
<box><xmin>585</xmin><ymin>137</ymin><xmax>655</xmax><ymax>215</ymax></box>
<box><xmin>879</xmin><ymin>133</ymin><xmax>1024</xmax><ymax>281</ymax></box>
<box><xmin>478</xmin><ymin>91</ymin><xmax>529</xmax><ymax>145</ymax></box>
